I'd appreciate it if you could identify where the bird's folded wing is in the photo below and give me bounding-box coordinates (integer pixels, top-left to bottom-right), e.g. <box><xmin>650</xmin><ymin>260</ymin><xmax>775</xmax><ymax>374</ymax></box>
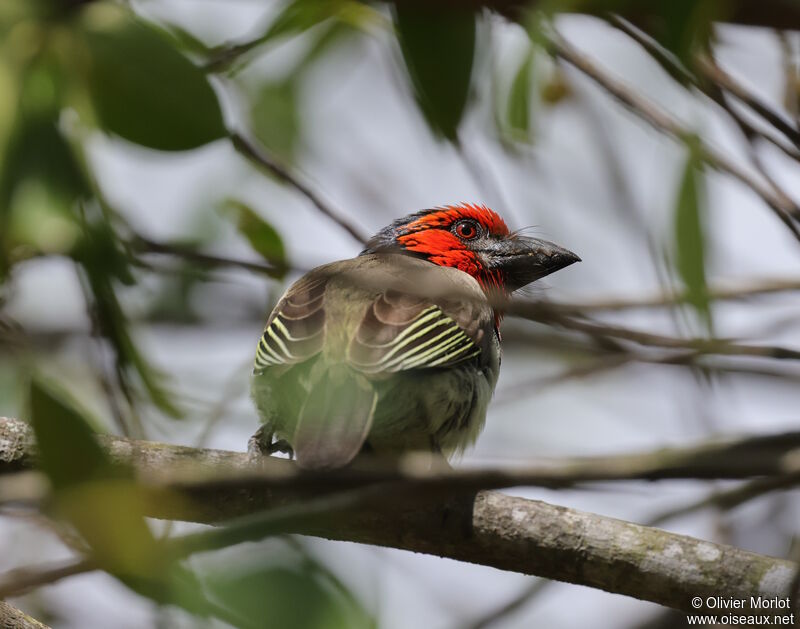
<box><xmin>347</xmin><ymin>290</ymin><xmax>486</xmax><ymax>374</ymax></box>
<box><xmin>254</xmin><ymin>275</ymin><xmax>327</xmax><ymax>371</ymax></box>
<box><xmin>255</xmin><ymin>273</ymin><xmax>490</xmax><ymax>375</ymax></box>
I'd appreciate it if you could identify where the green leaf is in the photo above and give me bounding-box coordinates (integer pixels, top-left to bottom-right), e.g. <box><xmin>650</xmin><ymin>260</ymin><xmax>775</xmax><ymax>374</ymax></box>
<box><xmin>0</xmin><ymin>59</ymin><xmax>88</xmax><ymax>270</ymax></box>
<box><xmin>653</xmin><ymin>0</ymin><xmax>721</xmax><ymax>63</ymax></box>
<box><xmin>29</xmin><ymin>377</ymin><xmax>113</xmax><ymax>491</ymax></box>
<box><xmin>79</xmin><ymin>3</ymin><xmax>226</xmax><ymax>151</ymax></box>
<box><xmin>263</xmin><ymin>0</ymin><xmax>341</xmax><ymax>42</ymax></box>
<box><xmin>505</xmin><ymin>47</ymin><xmax>534</xmax><ymax>142</ymax></box>
<box><xmin>74</xmin><ymin>212</ymin><xmax>183</xmax><ymax>418</ymax></box>
<box><xmin>29</xmin><ymin>377</ymin><xmax>155</xmax><ymax>574</ymax></box>
<box><xmin>27</xmin><ymin>377</ymin><xmax>204</xmax><ymax>600</ymax></box>
<box><xmin>673</xmin><ymin>141</ymin><xmax>712</xmax><ymax>331</ymax></box>
<box><xmin>220</xmin><ymin>200</ymin><xmax>288</xmax><ymax>276</ymax></box>
<box><xmin>250</xmin><ymin>80</ymin><xmax>299</xmax><ymax>162</ymax></box>
<box><xmin>27</xmin><ymin>379</ymin><xmax>255</xmax><ymax>623</ymax></box>
<box><xmin>393</xmin><ymin>5</ymin><xmax>476</xmax><ymax>141</ymax></box>
<box><xmin>203</xmin><ymin>565</ymin><xmax>374</xmax><ymax>629</ymax></box>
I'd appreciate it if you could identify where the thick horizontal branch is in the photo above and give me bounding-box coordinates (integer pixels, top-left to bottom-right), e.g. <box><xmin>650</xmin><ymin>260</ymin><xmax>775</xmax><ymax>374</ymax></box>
<box><xmin>1</xmin><ymin>418</ymin><xmax>798</xmax><ymax>611</ymax></box>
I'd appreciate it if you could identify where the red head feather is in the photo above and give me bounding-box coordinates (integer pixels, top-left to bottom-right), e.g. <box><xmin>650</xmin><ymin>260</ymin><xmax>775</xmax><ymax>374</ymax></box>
<box><xmin>394</xmin><ymin>203</ymin><xmax>509</xmax><ymax>293</ymax></box>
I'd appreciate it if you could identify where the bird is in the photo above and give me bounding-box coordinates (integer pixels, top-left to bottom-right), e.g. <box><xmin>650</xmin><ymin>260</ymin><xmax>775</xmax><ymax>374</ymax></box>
<box><xmin>250</xmin><ymin>203</ymin><xmax>579</xmax><ymax>469</ymax></box>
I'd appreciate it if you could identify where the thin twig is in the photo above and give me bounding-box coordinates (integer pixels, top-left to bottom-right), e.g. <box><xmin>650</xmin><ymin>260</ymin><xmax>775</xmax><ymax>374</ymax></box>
<box><xmin>697</xmin><ymin>55</ymin><xmax>800</xmax><ymax>151</ymax></box>
<box><xmin>609</xmin><ymin>15</ymin><xmax>800</xmax><ymax>164</ymax></box>
<box><xmin>777</xmin><ymin>31</ymin><xmax>800</xmax><ymax>126</ymax></box>
<box><xmin>547</xmin><ymin>30</ymin><xmax>800</xmax><ymax>240</ymax></box>
<box><xmin>229</xmin><ymin>132</ymin><xmax>369</xmax><ymax>245</ymax></box>
<box><xmin>0</xmin><ymin>557</ymin><xmax>96</xmax><ymax>598</ymax></box>
<box><xmin>648</xmin><ymin>471</ymin><xmax>800</xmax><ymax>526</ymax></box>
<box><xmin>462</xmin><ymin>578</ymin><xmax>551</xmax><ymax>629</ymax></box>
<box><xmin>507</xmin><ymin>301</ymin><xmax>800</xmax><ymax>360</ymax></box>
<box><xmin>131</xmin><ymin>235</ymin><xmax>286</xmax><ymax>278</ymax></box>
<box><xmin>539</xmin><ymin>277</ymin><xmax>800</xmax><ymax>313</ymax></box>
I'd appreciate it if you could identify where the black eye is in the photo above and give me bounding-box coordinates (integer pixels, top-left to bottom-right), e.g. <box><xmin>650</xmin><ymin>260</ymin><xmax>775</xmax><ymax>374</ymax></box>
<box><xmin>454</xmin><ymin>220</ymin><xmax>480</xmax><ymax>240</ymax></box>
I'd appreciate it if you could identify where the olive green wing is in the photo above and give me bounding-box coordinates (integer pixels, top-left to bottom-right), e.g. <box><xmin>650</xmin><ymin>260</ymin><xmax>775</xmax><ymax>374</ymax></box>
<box><xmin>254</xmin><ymin>274</ymin><xmax>327</xmax><ymax>373</ymax></box>
<box><xmin>347</xmin><ymin>289</ymin><xmax>490</xmax><ymax>374</ymax></box>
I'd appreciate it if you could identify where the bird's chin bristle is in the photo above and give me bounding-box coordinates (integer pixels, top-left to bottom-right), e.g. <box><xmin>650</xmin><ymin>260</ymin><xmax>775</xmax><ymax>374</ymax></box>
<box><xmin>514</xmin><ymin>284</ymin><xmax>550</xmax><ymax>299</ymax></box>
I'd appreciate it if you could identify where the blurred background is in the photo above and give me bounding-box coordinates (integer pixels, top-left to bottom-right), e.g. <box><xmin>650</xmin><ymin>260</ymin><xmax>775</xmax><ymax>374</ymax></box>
<box><xmin>1</xmin><ymin>0</ymin><xmax>799</xmax><ymax>627</ymax></box>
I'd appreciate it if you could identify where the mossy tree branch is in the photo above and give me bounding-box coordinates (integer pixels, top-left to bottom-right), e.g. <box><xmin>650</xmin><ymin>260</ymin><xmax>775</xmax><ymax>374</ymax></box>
<box><xmin>0</xmin><ymin>601</ymin><xmax>51</xmax><ymax>629</ymax></box>
<box><xmin>0</xmin><ymin>417</ymin><xmax>797</xmax><ymax>613</ymax></box>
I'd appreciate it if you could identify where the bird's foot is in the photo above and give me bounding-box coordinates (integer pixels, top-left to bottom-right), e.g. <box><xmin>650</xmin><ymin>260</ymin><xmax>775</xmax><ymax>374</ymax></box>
<box><xmin>248</xmin><ymin>425</ymin><xmax>294</xmax><ymax>464</ymax></box>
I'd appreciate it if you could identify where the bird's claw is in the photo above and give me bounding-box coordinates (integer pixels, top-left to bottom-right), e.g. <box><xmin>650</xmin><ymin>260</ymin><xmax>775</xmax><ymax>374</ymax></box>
<box><xmin>248</xmin><ymin>425</ymin><xmax>294</xmax><ymax>464</ymax></box>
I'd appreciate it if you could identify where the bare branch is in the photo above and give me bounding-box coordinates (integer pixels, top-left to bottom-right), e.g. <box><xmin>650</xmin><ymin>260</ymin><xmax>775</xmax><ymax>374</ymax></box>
<box><xmin>547</xmin><ymin>31</ymin><xmax>800</xmax><ymax>241</ymax></box>
<box><xmin>649</xmin><ymin>471</ymin><xmax>800</xmax><ymax>526</ymax></box>
<box><xmin>540</xmin><ymin>277</ymin><xmax>800</xmax><ymax>313</ymax></box>
<box><xmin>696</xmin><ymin>56</ymin><xmax>800</xmax><ymax>151</ymax></box>
<box><xmin>507</xmin><ymin>302</ymin><xmax>800</xmax><ymax>361</ymax></box>
<box><xmin>0</xmin><ymin>558</ymin><xmax>96</xmax><ymax>599</ymax></box>
<box><xmin>608</xmin><ymin>16</ymin><xmax>800</xmax><ymax>164</ymax></box>
<box><xmin>462</xmin><ymin>578</ymin><xmax>550</xmax><ymax>629</ymax></box>
<box><xmin>229</xmin><ymin>132</ymin><xmax>370</xmax><ymax>245</ymax></box>
<box><xmin>130</xmin><ymin>234</ymin><xmax>287</xmax><ymax>278</ymax></box>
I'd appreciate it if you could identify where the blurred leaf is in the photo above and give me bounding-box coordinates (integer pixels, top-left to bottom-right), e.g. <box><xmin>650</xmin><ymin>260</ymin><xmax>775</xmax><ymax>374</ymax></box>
<box><xmin>79</xmin><ymin>3</ymin><xmax>225</xmax><ymax>151</ymax></box>
<box><xmin>29</xmin><ymin>377</ymin><xmax>161</xmax><ymax>576</ymax></box>
<box><xmin>152</xmin><ymin>20</ymin><xmax>214</xmax><ymax>57</ymax></box>
<box><xmin>505</xmin><ymin>46</ymin><xmax>534</xmax><ymax>142</ymax></box>
<box><xmin>203</xmin><ymin>564</ymin><xmax>374</xmax><ymax>629</ymax></box>
<box><xmin>0</xmin><ymin>0</ymin><xmax>50</xmax><ymax>33</ymax></box>
<box><xmin>250</xmin><ymin>80</ymin><xmax>299</xmax><ymax>162</ymax></box>
<box><xmin>0</xmin><ymin>53</ymin><xmax>18</xmax><ymax>157</ymax></box>
<box><xmin>650</xmin><ymin>0</ymin><xmax>722</xmax><ymax>63</ymax></box>
<box><xmin>220</xmin><ymin>200</ymin><xmax>288</xmax><ymax>276</ymax></box>
<box><xmin>295</xmin><ymin>19</ymin><xmax>356</xmax><ymax>75</ymax></box>
<box><xmin>673</xmin><ymin>140</ymin><xmax>712</xmax><ymax>331</ymax></box>
<box><xmin>27</xmin><ymin>377</ymin><xmax>216</xmax><ymax>608</ymax></box>
<box><xmin>29</xmin><ymin>376</ymin><xmax>113</xmax><ymax>491</ymax></box>
<box><xmin>0</xmin><ymin>58</ymin><xmax>88</xmax><ymax>272</ymax></box>
<box><xmin>263</xmin><ymin>0</ymin><xmax>342</xmax><ymax>42</ymax></box>
<box><xmin>540</xmin><ymin>67</ymin><xmax>572</xmax><ymax>105</ymax></box>
<box><xmin>74</xmin><ymin>210</ymin><xmax>183</xmax><ymax>418</ymax></box>
<box><xmin>393</xmin><ymin>5</ymin><xmax>475</xmax><ymax>141</ymax></box>
<box><xmin>206</xmin><ymin>0</ymin><xmax>373</xmax><ymax>74</ymax></box>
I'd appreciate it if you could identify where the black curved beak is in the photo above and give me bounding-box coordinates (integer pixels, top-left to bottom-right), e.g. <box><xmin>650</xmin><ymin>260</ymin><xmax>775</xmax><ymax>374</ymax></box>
<box><xmin>486</xmin><ymin>236</ymin><xmax>580</xmax><ymax>291</ymax></box>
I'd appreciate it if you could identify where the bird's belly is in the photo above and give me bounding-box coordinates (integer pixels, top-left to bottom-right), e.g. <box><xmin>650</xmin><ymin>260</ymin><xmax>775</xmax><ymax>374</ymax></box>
<box><xmin>252</xmin><ymin>359</ymin><xmax>498</xmax><ymax>461</ymax></box>
<box><xmin>366</xmin><ymin>365</ymin><xmax>494</xmax><ymax>455</ymax></box>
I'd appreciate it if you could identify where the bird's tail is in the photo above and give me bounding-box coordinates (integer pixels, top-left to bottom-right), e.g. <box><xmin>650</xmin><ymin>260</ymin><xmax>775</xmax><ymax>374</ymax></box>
<box><xmin>293</xmin><ymin>365</ymin><xmax>377</xmax><ymax>469</ymax></box>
